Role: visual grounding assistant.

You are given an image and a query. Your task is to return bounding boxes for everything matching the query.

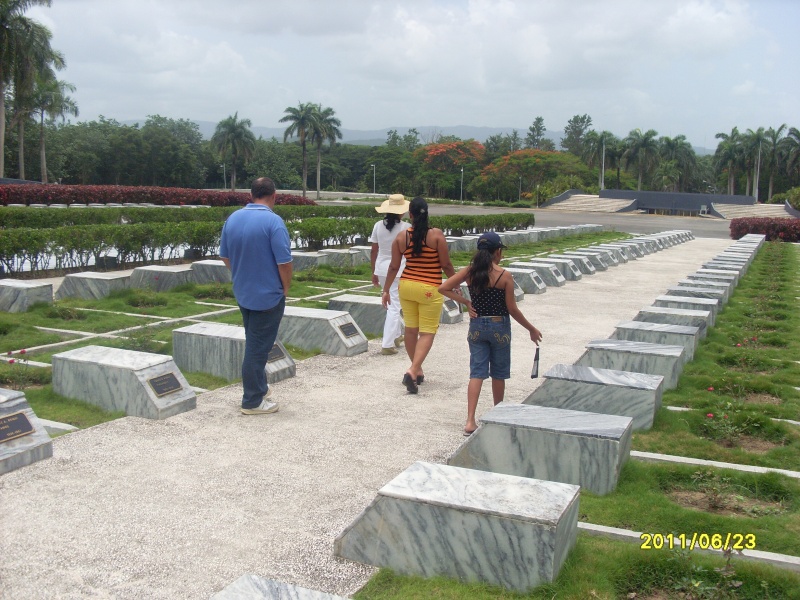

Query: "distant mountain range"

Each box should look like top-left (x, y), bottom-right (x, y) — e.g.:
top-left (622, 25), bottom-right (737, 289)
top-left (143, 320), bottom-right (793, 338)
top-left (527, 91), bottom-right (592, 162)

top-left (121, 120), bottom-right (713, 155)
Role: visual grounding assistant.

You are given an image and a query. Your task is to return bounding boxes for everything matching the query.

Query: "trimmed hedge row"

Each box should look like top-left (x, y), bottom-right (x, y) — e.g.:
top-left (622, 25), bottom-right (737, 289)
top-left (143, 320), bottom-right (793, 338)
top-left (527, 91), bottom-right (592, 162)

top-left (730, 217), bottom-right (800, 242)
top-left (0, 184), bottom-right (315, 208)
top-left (0, 204), bottom-right (384, 229)
top-left (0, 212), bottom-right (536, 274)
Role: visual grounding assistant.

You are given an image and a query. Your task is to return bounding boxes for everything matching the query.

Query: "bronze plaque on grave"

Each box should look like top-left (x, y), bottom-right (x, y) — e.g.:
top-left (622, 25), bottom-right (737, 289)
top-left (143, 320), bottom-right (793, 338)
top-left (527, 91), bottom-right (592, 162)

top-left (339, 323), bottom-right (359, 338)
top-left (444, 299), bottom-right (458, 311)
top-left (148, 372), bottom-right (182, 397)
top-left (0, 411), bottom-right (34, 444)
top-left (267, 344), bottom-right (285, 363)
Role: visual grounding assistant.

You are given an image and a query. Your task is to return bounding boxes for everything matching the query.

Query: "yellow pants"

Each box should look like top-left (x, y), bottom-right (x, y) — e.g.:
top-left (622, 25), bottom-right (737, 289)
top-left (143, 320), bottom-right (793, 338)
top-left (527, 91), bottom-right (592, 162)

top-left (399, 279), bottom-right (444, 334)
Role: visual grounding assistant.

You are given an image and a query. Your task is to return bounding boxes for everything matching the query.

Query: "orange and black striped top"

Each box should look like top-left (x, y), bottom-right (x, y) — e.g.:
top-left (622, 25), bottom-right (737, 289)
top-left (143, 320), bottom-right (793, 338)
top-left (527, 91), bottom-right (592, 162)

top-left (400, 228), bottom-right (443, 286)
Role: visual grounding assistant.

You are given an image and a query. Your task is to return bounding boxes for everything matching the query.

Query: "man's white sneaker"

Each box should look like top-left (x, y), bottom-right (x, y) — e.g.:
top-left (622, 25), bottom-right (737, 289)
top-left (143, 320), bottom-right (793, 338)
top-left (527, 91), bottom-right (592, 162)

top-left (241, 399), bottom-right (278, 415)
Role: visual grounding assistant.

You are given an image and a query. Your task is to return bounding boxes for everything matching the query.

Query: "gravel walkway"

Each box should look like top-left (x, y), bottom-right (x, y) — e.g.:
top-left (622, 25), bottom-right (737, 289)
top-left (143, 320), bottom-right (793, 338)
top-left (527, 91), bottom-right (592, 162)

top-left (0, 237), bottom-right (732, 599)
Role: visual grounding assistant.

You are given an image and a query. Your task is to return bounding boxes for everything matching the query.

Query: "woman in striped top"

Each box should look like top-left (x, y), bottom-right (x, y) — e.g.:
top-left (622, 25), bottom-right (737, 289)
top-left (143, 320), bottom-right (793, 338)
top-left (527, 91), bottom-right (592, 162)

top-left (382, 197), bottom-right (456, 394)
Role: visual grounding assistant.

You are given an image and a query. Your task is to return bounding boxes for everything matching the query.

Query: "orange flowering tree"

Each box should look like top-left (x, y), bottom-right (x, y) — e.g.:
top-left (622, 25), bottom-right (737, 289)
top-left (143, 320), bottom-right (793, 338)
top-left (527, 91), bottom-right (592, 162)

top-left (414, 140), bottom-right (485, 199)
top-left (469, 149), bottom-right (591, 202)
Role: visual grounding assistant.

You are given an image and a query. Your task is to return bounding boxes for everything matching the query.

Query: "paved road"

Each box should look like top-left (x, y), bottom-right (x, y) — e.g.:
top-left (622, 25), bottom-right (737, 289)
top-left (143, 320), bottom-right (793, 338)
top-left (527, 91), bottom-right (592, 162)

top-left (317, 199), bottom-right (733, 240)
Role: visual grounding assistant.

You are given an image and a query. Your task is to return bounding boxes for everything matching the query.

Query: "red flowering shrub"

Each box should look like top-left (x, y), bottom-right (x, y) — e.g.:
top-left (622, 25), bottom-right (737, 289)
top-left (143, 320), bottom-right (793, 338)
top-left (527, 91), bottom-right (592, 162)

top-left (729, 217), bottom-right (800, 242)
top-left (0, 185), bottom-right (315, 207)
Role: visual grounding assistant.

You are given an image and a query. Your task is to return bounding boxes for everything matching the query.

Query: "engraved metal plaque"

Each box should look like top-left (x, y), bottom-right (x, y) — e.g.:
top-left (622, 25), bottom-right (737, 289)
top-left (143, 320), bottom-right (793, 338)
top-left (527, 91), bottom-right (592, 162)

top-left (444, 299), bottom-right (458, 311)
top-left (339, 323), bottom-right (359, 338)
top-left (148, 372), bottom-right (182, 397)
top-left (533, 276), bottom-right (543, 285)
top-left (267, 344), bottom-right (286, 363)
top-left (0, 411), bottom-right (34, 444)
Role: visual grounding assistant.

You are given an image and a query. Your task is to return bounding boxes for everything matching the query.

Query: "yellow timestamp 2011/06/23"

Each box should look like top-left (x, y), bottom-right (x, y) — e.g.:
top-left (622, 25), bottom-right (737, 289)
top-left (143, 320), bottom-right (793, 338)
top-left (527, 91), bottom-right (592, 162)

top-left (640, 532), bottom-right (756, 551)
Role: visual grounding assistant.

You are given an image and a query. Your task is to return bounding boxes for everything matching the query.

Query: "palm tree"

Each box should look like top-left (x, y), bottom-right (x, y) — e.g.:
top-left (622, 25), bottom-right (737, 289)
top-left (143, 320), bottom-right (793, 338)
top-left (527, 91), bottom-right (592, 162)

top-left (604, 138), bottom-right (626, 190)
top-left (783, 127), bottom-right (800, 182)
top-left (659, 135), bottom-right (697, 192)
top-left (742, 127), bottom-right (766, 200)
top-left (211, 112), bottom-right (256, 192)
top-left (583, 130), bottom-right (616, 190)
top-left (309, 104), bottom-right (342, 200)
top-left (31, 75), bottom-right (77, 182)
top-left (280, 102), bottom-right (317, 198)
top-left (652, 160), bottom-right (680, 191)
top-left (714, 127), bottom-right (741, 195)
top-left (0, 0), bottom-right (57, 178)
top-left (623, 129), bottom-right (660, 190)
top-left (763, 125), bottom-right (786, 201)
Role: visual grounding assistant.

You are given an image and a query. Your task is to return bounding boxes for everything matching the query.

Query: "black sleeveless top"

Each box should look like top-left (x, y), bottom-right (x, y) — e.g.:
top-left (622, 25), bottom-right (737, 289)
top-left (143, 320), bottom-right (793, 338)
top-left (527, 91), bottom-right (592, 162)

top-left (469, 270), bottom-right (509, 317)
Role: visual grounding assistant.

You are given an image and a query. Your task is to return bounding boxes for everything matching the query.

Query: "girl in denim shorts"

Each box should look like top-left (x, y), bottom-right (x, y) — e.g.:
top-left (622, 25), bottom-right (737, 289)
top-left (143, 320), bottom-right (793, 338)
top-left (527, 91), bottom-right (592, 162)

top-left (438, 232), bottom-right (542, 436)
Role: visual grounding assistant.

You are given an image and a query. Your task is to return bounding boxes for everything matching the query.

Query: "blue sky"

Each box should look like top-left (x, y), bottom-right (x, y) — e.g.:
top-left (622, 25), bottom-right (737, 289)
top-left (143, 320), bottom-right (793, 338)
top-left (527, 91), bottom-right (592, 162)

top-left (29, 0), bottom-right (800, 148)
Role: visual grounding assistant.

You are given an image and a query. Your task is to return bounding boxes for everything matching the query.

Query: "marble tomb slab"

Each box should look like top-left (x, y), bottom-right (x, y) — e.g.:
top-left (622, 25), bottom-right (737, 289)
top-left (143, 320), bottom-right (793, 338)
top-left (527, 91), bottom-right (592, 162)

top-left (523, 363), bottom-right (664, 430)
top-left (350, 245), bottom-right (373, 261)
top-left (532, 258), bottom-right (582, 281)
top-left (173, 322), bottom-right (295, 383)
top-left (612, 320), bottom-right (699, 362)
top-left (702, 261), bottom-right (745, 274)
top-left (445, 237), bottom-right (475, 253)
top-left (508, 262), bottom-right (565, 287)
top-left (440, 297), bottom-right (464, 324)
top-left (130, 265), bottom-right (194, 292)
top-left (54, 271), bottom-right (131, 301)
top-left (590, 244), bottom-right (630, 262)
top-left (575, 247), bottom-right (616, 265)
top-left (513, 279), bottom-right (525, 302)
top-left (633, 306), bottom-right (711, 339)
top-left (334, 461), bottom-right (580, 592)
top-left (665, 286), bottom-right (726, 304)
top-left (319, 249), bottom-right (368, 268)
top-left (611, 241), bottom-right (645, 257)
top-left (653, 295), bottom-right (719, 326)
top-left (0, 280), bottom-right (53, 312)
top-left (290, 251), bottom-right (329, 272)
top-left (327, 293), bottom-right (395, 336)
top-left (211, 575), bottom-right (348, 600)
top-left (191, 260), bottom-right (232, 284)
top-left (505, 268), bottom-right (547, 294)
top-left (548, 254), bottom-right (596, 275)
top-left (694, 269), bottom-right (738, 285)
top-left (52, 346), bottom-right (196, 419)
top-left (278, 307), bottom-right (368, 356)
top-left (563, 250), bottom-right (609, 270)
top-left (449, 403), bottom-right (632, 495)
top-left (676, 279), bottom-right (731, 303)
top-left (686, 272), bottom-right (738, 289)
top-left (575, 339), bottom-right (684, 390)
top-left (0, 388), bottom-right (52, 475)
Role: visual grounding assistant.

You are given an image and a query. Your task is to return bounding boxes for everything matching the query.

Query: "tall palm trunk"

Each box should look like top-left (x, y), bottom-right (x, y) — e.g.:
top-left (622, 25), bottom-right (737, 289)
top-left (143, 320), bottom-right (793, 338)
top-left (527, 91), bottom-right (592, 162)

top-left (301, 138), bottom-right (308, 198)
top-left (231, 151), bottom-right (237, 192)
top-left (0, 85), bottom-right (5, 178)
top-left (768, 174), bottom-right (774, 202)
top-left (315, 141), bottom-right (322, 200)
top-left (17, 120), bottom-right (26, 180)
top-left (39, 113), bottom-right (47, 183)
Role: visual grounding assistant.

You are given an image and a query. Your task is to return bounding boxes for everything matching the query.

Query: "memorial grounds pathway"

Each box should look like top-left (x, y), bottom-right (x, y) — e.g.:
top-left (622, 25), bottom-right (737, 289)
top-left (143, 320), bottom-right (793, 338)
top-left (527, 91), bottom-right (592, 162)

top-left (0, 236), bottom-right (734, 599)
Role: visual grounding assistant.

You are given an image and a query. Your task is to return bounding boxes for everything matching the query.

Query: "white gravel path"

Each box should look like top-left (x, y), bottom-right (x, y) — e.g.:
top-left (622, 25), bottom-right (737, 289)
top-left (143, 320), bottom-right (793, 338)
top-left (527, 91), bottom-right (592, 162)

top-left (0, 237), bottom-right (732, 599)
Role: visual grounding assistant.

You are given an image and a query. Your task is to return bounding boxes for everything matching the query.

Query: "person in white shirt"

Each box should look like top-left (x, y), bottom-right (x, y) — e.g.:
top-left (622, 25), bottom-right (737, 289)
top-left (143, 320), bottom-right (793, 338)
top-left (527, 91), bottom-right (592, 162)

top-left (369, 194), bottom-right (411, 355)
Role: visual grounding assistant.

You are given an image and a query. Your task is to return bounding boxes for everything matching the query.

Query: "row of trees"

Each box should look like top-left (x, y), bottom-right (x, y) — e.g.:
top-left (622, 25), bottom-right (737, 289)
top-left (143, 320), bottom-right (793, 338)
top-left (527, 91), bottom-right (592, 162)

top-left (1, 0), bottom-right (78, 182)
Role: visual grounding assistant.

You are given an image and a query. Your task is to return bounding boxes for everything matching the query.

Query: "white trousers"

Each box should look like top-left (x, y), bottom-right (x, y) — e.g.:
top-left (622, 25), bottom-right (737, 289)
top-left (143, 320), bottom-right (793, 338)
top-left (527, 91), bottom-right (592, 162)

top-left (379, 275), bottom-right (403, 348)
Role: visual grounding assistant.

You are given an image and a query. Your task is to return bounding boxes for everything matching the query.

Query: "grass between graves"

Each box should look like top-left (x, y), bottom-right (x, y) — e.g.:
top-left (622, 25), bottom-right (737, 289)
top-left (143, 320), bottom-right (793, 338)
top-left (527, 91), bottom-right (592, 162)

top-left (353, 535), bottom-right (800, 599)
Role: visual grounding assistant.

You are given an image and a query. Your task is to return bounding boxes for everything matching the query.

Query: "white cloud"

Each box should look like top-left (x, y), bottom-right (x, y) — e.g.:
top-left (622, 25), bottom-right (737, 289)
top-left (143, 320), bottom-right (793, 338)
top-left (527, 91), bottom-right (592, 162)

top-left (23, 0), bottom-right (800, 146)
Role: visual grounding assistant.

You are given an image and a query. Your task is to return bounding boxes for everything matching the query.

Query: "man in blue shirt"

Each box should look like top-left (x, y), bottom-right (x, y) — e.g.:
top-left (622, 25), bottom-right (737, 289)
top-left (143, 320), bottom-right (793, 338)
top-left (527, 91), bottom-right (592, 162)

top-left (220, 177), bottom-right (293, 414)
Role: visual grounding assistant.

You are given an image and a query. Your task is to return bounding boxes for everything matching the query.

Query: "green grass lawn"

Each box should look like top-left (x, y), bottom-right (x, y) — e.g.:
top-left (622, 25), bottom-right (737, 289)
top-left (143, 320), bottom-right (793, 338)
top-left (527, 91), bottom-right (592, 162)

top-left (354, 535), bottom-right (800, 599)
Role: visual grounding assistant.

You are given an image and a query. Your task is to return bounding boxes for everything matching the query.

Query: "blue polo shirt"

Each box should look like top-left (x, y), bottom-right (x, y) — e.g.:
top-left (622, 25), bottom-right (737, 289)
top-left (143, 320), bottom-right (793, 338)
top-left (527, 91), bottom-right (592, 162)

top-left (219, 204), bottom-right (292, 311)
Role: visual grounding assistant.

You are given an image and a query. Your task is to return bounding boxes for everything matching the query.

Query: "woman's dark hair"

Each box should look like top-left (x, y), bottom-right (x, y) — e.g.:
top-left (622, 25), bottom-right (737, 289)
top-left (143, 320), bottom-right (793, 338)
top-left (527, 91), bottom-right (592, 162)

top-left (383, 213), bottom-right (401, 231)
top-left (409, 197), bottom-right (429, 256)
top-left (467, 248), bottom-right (495, 296)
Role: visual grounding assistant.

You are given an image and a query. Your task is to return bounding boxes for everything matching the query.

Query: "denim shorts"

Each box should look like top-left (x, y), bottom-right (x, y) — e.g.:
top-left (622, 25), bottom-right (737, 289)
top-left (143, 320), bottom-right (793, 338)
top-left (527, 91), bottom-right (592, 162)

top-left (467, 315), bottom-right (511, 380)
